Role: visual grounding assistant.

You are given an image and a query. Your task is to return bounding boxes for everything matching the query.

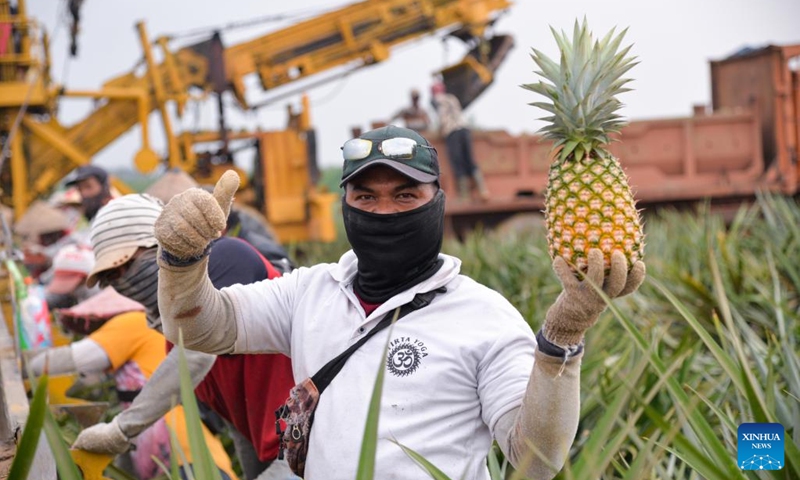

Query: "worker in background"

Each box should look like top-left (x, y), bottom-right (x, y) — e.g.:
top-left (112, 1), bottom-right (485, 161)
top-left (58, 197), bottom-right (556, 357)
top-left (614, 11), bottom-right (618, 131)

top-left (44, 243), bottom-right (98, 310)
top-left (28, 249), bottom-right (238, 480)
top-left (49, 186), bottom-right (87, 234)
top-left (431, 81), bottom-right (490, 202)
top-left (151, 125), bottom-right (646, 480)
top-left (388, 88), bottom-right (431, 133)
top-left (64, 165), bottom-right (114, 221)
top-left (14, 200), bottom-right (76, 280)
top-left (71, 194), bottom-right (297, 480)
top-left (225, 207), bottom-right (295, 274)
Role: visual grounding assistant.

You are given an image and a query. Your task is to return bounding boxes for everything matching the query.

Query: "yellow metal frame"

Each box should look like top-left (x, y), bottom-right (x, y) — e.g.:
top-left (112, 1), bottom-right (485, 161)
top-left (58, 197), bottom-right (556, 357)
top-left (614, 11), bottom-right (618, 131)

top-left (181, 95), bottom-right (336, 243)
top-left (225, 0), bottom-right (511, 100)
top-left (2, 0), bottom-right (512, 241)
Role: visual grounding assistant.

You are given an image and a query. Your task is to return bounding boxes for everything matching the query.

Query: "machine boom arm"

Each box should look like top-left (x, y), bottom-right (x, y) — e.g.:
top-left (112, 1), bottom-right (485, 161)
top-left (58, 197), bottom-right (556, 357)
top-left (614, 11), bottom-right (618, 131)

top-left (2, 0), bottom-right (512, 232)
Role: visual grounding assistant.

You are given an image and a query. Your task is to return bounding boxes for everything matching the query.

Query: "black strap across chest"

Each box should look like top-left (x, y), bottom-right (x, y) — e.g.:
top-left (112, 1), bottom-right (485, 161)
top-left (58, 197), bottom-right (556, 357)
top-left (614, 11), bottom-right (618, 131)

top-left (311, 287), bottom-right (444, 394)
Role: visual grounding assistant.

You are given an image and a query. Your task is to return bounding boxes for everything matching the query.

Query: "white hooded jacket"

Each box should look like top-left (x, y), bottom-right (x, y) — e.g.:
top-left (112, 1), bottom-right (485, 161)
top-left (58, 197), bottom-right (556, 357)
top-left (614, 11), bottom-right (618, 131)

top-left (221, 250), bottom-right (537, 480)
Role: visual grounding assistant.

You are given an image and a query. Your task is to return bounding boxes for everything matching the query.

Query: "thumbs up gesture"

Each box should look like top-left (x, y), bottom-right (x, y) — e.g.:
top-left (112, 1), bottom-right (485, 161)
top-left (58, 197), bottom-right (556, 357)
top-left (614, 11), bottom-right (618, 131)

top-left (154, 170), bottom-right (240, 260)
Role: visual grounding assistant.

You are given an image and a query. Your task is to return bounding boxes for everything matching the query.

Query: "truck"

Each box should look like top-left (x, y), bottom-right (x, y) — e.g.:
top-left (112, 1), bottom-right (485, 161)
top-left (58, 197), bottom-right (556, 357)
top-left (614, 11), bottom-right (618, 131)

top-left (428, 42), bottom-right (800, 236)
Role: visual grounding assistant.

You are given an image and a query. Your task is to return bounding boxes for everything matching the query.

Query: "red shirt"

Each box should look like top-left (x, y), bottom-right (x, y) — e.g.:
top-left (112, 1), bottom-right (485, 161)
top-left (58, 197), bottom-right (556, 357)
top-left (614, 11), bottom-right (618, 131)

top-left (193, 350), bottom-right (293, 461)
top-left (168, 237), bottom-right (295, 461)
top-left (358, 296), bottom-right (382, 317)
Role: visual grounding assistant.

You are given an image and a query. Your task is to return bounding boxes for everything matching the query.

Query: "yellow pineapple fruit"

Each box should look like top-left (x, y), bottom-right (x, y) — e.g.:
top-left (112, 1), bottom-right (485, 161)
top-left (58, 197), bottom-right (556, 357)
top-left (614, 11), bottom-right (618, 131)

top-left (522, 18), bottom-right (644, 273)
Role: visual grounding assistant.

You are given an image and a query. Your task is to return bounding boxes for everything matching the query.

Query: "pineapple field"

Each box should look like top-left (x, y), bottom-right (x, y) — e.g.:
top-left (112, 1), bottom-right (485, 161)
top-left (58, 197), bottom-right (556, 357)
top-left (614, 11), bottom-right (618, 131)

top-left (14, 195), bottom-right (798, 479)
top-left (293, 193), bottom-right (800, 480)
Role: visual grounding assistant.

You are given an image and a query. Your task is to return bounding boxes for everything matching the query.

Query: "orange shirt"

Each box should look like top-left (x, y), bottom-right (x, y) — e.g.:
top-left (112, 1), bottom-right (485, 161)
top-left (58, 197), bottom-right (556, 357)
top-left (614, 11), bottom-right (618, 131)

top-left (91, 312), bottom-right (237, 480)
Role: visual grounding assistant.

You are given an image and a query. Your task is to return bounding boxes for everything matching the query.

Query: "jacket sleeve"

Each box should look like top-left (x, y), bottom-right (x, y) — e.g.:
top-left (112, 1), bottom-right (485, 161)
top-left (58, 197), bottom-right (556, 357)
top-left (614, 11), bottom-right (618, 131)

top-left (158, 255), bottom-right (239, 354)
top-left (158, 251), bottom-right (297, 356)
top-left (116, 348), bottom-right (216, 438)
top-left (29, 339), bottom-right (111, 377)
top-left (493, 349), bottom-right (581, 480)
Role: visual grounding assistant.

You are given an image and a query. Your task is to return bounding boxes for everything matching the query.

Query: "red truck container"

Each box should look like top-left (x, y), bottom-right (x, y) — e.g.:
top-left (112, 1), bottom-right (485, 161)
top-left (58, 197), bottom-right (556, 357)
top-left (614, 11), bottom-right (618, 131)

top-left (428, 43), bottom-right (800, 236)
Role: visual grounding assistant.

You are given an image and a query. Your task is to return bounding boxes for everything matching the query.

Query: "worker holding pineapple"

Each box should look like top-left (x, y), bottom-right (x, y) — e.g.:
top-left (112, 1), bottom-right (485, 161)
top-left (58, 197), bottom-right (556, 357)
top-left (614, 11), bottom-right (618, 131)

top-left (151, 19), bottom-right (645, 480)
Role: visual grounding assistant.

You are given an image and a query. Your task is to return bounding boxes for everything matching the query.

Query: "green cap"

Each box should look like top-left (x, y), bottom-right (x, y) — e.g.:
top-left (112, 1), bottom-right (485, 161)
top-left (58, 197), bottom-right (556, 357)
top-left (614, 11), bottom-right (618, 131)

top-left (339, 125), bottom-right (439, 187)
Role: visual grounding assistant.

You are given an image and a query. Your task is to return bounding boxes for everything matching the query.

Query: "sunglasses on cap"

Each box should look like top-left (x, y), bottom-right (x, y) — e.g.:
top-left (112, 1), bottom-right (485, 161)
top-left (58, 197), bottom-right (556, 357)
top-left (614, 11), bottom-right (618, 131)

top-left (341, 137), bottom-right (435, 161)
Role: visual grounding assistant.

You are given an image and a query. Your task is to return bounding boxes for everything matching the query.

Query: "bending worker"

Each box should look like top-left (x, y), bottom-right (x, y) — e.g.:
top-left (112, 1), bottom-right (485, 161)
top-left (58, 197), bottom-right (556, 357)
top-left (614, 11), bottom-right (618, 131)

top-left (29, 266), bottom-right (237, 478)
top-left (153, 125), bottom-right (646, 480)
top-left (67, 194), bottom-right (297, 480)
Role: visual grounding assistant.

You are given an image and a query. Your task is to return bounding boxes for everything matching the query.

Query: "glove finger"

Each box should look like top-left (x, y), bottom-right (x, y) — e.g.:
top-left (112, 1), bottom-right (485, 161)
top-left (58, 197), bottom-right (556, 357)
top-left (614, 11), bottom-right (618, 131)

top-left (156, 204), bottom-right (211, 257)
top-left (553, 255), bottom-right (580, 290)
top-left (585, 249), bottom-right (605, 289)
top-left (618, 260), bottom-right (646, 297)
top-left (156, 225), bottom-right (200, 258)
top-left (604, 250), bottom-right (628, 298)
top-left (181, 190), bottom-right (225, 236)
top-left (212, 170), bottom-right (240, 219)
top-left (170, 216), bottom-right (212, 251)
top-left (178, 194), bottom-right (219, 241)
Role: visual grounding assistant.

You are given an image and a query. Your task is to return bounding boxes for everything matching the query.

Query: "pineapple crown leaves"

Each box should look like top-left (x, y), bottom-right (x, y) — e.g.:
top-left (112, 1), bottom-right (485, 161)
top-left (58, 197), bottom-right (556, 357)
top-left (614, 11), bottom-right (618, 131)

top-left (521, 18), bottom-right (639, 162)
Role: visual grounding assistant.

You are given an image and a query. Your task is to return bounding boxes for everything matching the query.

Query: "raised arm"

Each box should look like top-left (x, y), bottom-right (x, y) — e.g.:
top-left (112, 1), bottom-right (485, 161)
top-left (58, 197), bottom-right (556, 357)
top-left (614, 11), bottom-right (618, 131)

top-left (495, 249), bottom-right (646, 479)
top-left (153, 171), bottom-right (241, 354)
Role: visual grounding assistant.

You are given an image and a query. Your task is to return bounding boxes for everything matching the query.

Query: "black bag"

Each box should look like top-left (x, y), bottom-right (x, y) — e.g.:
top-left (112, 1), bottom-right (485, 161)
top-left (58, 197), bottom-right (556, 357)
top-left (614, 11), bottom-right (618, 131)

top-left (275, 288), bottom-right (442, 477)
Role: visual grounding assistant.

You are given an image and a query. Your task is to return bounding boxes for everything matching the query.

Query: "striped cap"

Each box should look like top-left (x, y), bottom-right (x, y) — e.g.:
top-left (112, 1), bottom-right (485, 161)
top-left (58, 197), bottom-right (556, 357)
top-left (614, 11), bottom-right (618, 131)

top-left (86, 194), bottom-right (163, 287)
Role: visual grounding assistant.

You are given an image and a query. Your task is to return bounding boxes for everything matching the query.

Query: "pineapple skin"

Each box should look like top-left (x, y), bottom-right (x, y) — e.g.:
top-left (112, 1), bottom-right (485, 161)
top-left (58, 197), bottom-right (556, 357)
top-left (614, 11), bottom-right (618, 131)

top-left (545, 153), bottom-right (643, 272)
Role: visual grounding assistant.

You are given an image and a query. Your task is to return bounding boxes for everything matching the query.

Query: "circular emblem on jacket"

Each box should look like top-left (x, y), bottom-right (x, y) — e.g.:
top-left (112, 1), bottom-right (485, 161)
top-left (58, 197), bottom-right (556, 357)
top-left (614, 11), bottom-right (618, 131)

top-left (386, 342), bottom-right (423, 377)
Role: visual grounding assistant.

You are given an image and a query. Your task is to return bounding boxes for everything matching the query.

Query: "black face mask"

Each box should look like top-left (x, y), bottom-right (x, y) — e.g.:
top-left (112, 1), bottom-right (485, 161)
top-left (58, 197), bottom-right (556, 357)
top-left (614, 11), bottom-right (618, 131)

top-left (103, 248), bottom-right (161, 331)
top-left (83, 187), bottom-right (110, 221)
top-left (342, 189), bottom-right (445, 303)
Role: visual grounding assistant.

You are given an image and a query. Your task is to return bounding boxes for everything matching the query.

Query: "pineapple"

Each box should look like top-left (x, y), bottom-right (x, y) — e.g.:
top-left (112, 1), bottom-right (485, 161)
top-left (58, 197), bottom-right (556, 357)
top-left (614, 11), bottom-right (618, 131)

top-left (522, 18), bottom-right (644, 273)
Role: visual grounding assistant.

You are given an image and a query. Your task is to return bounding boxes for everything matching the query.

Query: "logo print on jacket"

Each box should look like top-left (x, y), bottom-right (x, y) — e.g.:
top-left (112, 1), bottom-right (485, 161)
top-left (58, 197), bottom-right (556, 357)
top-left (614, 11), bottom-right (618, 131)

top-left (387, 337), bottom-right (427, 377)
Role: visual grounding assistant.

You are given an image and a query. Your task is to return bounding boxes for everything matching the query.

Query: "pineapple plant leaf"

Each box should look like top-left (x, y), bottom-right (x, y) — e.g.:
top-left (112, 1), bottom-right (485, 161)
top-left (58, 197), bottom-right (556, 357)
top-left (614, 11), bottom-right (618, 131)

top-left (523, 17), bottom-right (644, 272)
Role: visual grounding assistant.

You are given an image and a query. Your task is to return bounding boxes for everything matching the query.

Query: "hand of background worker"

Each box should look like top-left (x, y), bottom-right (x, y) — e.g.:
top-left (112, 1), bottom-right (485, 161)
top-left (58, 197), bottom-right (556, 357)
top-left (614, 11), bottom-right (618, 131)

top-left (72, 416), bottom-right (131, 455)
top-left (154, 170), bottom-right (240, 260)
top-left (542, 249), bottom-right (646, 348)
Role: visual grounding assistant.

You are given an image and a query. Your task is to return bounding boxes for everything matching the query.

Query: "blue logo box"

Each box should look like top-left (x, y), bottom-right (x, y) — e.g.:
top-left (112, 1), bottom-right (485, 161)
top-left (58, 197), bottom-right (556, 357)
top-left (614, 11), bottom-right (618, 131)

top-left (738, 423), bottom-right (784, 470)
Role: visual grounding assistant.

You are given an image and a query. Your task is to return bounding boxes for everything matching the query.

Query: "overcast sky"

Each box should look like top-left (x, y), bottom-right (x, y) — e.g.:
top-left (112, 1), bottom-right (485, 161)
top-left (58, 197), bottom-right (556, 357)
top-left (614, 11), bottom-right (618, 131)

top-left (26, 0), bottom-right (800, 174)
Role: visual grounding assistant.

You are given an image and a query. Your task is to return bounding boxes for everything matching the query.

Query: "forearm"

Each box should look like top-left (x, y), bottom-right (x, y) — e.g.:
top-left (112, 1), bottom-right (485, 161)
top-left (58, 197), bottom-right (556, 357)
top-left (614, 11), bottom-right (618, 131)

top-left (29, 339), bottom-right (110, 377)
top-left (158, 253), bottom-right (238, 354)
top-left (496, 348), bottom-right (581, 480)
top-left (116, 348), bottom-right (216, 438)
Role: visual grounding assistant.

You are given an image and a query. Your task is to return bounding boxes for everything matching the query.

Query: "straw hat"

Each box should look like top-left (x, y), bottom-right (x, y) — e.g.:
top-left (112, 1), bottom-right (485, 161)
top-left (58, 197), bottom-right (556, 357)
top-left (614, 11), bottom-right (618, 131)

top-left (86, 194), bottom-right (162, 287)
top-left (14, 201), bottom-right (71, 237)
top-left (144, 168), bottom-right (199, 204)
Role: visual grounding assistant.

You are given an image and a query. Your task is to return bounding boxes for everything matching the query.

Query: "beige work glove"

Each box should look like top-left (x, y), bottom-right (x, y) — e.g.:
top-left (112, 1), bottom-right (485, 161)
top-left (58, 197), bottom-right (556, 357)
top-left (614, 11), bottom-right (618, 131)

top-left (154, 170), bottom-right (240, 260)
top-left (72, 416), bottom-right (131, 455)
top-left (542, 249), bottom-right (646, 348)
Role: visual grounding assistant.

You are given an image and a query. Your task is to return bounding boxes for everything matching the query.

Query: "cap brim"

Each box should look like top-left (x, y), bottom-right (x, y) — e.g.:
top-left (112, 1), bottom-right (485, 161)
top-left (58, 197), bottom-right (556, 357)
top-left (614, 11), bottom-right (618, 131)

top-left (65, 174), bottom-right (91, 187)
top-left (46, 273), bottom-right (85, 295)
top-left (340, 159), bottom-right (438, 187)
top-left (85, 245), bottom-right (138, 287)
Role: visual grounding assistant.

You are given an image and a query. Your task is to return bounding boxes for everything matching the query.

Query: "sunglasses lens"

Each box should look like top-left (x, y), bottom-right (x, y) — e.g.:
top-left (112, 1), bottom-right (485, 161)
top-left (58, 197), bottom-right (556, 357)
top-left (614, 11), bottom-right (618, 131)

top-left (380, 137), bottom-right (417, 159)
top-left (342, 139), bottom-right (373, 161)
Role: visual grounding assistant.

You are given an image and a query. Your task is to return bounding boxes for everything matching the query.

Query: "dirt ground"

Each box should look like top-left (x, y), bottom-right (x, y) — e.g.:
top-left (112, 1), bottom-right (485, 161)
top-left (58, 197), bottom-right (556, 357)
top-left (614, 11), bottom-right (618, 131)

top-left (0, 441), bottom-right (16, 479)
